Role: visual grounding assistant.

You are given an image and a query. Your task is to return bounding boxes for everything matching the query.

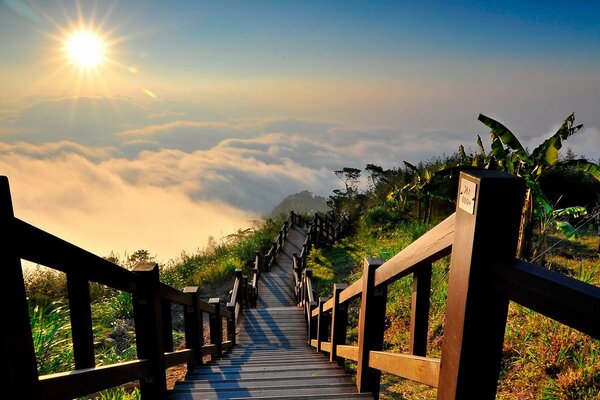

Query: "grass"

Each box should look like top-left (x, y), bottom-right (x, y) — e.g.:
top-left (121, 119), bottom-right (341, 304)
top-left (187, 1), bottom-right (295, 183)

top-left (23, 216), bottom-right (284, 399)
top-left (307, 214), bottom-right (600, 399)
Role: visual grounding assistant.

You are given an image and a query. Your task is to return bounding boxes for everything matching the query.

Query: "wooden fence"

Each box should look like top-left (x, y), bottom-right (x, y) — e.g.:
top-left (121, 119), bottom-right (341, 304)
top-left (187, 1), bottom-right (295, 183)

top-left (300, 170), bottom-right (600, 399)
top-left (0, 175), bottom-right (260, 400)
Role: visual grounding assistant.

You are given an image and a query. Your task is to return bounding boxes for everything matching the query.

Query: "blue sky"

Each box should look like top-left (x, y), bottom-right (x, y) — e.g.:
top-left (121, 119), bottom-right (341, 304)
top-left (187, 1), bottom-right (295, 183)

top-left (1, 0), bottom-right (599, 260)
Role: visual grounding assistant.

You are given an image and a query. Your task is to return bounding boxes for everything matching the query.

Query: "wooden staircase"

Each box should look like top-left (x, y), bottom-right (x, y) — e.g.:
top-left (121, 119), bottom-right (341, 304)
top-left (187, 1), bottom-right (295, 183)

top-left (171, 224), bottom-right (370, 399)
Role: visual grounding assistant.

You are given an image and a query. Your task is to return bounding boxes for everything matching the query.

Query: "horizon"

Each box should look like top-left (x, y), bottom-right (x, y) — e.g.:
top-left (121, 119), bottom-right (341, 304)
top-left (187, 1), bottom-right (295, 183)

top-left (1, 0), bottom-right (599, 261)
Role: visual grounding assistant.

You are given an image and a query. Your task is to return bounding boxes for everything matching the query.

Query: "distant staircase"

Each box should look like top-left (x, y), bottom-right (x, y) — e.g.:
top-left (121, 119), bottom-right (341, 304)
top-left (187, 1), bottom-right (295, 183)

top-left (170, 217), bottom-right (367, 399)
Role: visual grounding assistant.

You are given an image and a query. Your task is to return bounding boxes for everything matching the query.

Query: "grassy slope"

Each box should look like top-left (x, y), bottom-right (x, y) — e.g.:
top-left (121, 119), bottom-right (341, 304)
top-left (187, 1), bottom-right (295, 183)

top-left (308, 219), bottom-right (600, 400)
top-left (25, 217), bottom-right (282, 399)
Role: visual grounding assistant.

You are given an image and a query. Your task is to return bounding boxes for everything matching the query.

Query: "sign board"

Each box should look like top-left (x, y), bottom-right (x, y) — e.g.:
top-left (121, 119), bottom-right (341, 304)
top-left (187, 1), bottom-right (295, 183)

top-left (459, 179), bottom-right (477, 214)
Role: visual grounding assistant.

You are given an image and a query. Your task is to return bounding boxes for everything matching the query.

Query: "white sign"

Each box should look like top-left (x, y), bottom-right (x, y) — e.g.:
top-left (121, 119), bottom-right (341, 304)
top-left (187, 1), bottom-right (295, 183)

top-left (459, 179), bottom-right (477, 214)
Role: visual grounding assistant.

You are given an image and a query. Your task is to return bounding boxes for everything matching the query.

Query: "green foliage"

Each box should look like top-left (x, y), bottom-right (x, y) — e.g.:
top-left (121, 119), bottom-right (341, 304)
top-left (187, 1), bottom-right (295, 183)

top-left (476, 113), bottom-right (600, 260)
top-left (30, 302), bottom-right (74, 374)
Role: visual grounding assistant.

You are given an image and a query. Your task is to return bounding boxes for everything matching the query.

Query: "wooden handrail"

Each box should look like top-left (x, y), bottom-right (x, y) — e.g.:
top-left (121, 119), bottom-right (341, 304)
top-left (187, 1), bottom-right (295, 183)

top-left (0, 175), bottom-right (242, 400)
top-left (305, 171), bottom-right (600, 400)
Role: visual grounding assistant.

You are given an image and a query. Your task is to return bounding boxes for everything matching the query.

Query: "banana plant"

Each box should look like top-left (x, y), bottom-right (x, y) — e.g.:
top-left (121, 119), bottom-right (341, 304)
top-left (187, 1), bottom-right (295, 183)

top-left (396, 161), bottom-right (458, 223)
top-left (478, 113), bottom-right (600, 260)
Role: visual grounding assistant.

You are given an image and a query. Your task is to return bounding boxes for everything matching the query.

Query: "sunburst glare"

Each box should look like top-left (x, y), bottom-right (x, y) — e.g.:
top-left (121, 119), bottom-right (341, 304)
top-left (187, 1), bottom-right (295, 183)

top-left (65, 30), bottom-right (105, 69)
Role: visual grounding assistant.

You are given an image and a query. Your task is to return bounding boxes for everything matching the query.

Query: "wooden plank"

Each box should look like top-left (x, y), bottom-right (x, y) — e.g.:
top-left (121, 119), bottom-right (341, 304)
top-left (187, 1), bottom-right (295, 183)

top-left (165, 349), bottom-right (194, 368)
top-left (67, 272), bottom-right (95, 369)
top-left (491, 259), bottom-right (600, 338)
top-left (409, 263), bottom-right (432, 356)
top-left (339, 278), bottom-right (362, 304)
top-left (356, 258), bottom-right (386, 398)
top-left (310, 339), bottom-right (318, 348)
top-left (321, 341), bottom-right (332, 353)
top-left (39, 359), bottom-right (150, 400)
top-left (330, 283), bottom-right (348, 365)
top-left (0, 177), bottom-right (40, 399)
top-left (374, 213), bottom-right (454, 287)
top-left (197, 299), bottom-right (216, 314)
top-left (323, 297), bottom-right (334, 312)
top-left (312, 306), bottom-right (320, 318)
top-left (438, 171), bottom-right (524, 400)
top-left (337, 345), bottom-right (358, 362)
top-left (14, 218), bottom-right (139, 293)
top-left (369, 351), bottom-right (440, 388)
top-left (202, 344), bottom-right (217, 356)
top-left (159, 283), bottom-right (193, 306)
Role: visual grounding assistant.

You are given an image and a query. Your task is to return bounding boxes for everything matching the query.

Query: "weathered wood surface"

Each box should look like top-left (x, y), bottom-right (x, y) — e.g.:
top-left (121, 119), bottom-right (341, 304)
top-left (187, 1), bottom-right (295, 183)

top-left (258, 226), bottom-right (307, 307)
top-left (171, 225), bottom-right (370, 398)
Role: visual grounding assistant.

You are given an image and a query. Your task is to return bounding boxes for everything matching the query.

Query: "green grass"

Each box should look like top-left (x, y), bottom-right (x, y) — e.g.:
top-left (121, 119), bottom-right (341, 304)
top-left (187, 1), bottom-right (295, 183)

top-left (307, 214), bottom-right (600, 400)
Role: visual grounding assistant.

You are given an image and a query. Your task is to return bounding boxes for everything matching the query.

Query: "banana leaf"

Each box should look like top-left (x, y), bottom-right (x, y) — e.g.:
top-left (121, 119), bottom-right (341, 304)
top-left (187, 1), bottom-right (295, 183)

top-left (479, 114), bottom-right (531, 164)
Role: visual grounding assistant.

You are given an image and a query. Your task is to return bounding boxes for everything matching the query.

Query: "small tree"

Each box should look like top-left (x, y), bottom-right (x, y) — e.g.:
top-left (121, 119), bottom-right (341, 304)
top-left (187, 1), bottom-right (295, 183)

top-left (478, 113), bottom-right (600, 259)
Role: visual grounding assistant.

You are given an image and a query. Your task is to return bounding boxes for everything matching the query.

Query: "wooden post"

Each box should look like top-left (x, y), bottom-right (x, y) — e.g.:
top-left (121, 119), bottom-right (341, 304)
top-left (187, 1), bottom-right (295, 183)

top-left (183, 286), bottom-right (203, 368)
top-left (409, 263), bottom-right (432, 356)
top-left (302, 244), bottom-right (307, 269)
top-left (0, 176), bottom-right (40, 399)
top-left (161, 299), bottom-right (174, 352)
top-left (316, 297), bottom-right (329, 352)
top-left (132, 262), bottom-right (167, 399)
top-left (356, 258), bottom-right (387, 399)
top-left (67, 272), bottom-right (95, 369)
top-left (243, 275), bottom-right (249, 309)
top-left (437, 171), bottom-right (524, 399)
top-left (209, 298), bottom-right (223, 358)
top-left (330, 283), bottom-right (348, 365)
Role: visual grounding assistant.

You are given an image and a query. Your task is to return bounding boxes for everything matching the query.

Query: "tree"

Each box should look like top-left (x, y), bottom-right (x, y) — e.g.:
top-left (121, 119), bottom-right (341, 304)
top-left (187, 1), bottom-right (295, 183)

top-left (478, 113), bottom-right (600, 259)
top-left (328, 167), bottom-right (363, 215)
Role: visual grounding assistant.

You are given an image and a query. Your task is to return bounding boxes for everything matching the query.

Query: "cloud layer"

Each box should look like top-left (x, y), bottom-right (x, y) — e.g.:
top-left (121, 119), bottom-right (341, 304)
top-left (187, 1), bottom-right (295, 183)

top-left (1, 95), bottom-right (599, 261)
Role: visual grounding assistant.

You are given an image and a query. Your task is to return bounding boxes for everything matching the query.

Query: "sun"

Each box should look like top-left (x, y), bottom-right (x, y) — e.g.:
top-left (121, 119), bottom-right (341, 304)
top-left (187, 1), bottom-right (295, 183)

top-left (64, 31), bottom-right (105, 68)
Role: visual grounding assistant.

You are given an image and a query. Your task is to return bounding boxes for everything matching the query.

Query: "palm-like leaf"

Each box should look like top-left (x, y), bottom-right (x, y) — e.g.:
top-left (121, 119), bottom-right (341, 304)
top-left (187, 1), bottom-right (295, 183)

top-left (478, 114), bottom-right (531, 163)
top-left (557, 159), bottom-right (600, 181)
top-left (530, 113), bottom-right (583, 171)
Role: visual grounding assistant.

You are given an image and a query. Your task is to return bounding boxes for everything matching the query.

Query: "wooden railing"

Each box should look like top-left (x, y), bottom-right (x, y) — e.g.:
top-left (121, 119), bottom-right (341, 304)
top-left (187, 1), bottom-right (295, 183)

top-left (304, 170), bottom-right (600, 399)
top-left (0, 176), bottom-right (246, 400)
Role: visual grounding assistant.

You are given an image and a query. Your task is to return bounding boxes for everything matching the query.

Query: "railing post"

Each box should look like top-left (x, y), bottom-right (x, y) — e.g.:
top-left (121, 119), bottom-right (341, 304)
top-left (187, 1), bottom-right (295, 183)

top-left (330, 283), bottom-right (348, 365)
top-left (209, 298), bottom-right (223, 358)
top-left (409, 262), bottom-right (432, 356)
top-left (132, 262), bottom-right (167, 399)
top-left (67, 272), bottom-right (95, 369)
top-left (302, 244), bottom-right (307, 269)
top-left (0, 176), bottom-right (40, 399)
top-left (316, 297), bottom-right (329, 352)
top-left (243, 275), bottom-right (249, 309)
top-left (183, 286), bottom-right (204, 368)
top-left (356, 258), bottom-right (386, 399)
top-left (437, 171), bottom-right (524, 399)
top-left (161, 299), bottom-right (174, 353)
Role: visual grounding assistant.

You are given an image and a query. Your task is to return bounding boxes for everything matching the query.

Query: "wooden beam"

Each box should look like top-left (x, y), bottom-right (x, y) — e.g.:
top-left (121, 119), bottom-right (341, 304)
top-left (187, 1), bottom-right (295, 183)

top-left (374, 213), bottom-right (454, 287)
top-left (209, 298), bottom-right (223, 358)
top-left (356, 258), bottom-right (387, 399)
top-left (164, 349), bottom-right (194, 368)
top-left (337, 345), bottom-right (359, 362)
top-left (183, 286), bottom-right (204, 368)
top-left (338, 278), bottom-right (362, 304)
top-left (409, 263), bottom-right (432, 356)
top-left (369, 351), bottom-right (440, 388)
top-left (39, 360), bottom-right (150, 400)
top-left (132, 263), bottom-right (167, 399)
top-left (438, 171), bottom-right (524, 400)
top-left (330, 283), bottom-right (348, 365)
top-left (67, 272), bottom-right (95, 369)
top-left (492, 259), bottom-right (600, 338)
top-left (0, 176), bottom-right (40, 399)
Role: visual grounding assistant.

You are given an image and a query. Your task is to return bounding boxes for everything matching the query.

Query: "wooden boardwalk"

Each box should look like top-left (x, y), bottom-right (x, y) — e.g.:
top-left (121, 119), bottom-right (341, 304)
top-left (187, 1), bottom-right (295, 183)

top-left (171, 226), bottom-right (371, 399)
